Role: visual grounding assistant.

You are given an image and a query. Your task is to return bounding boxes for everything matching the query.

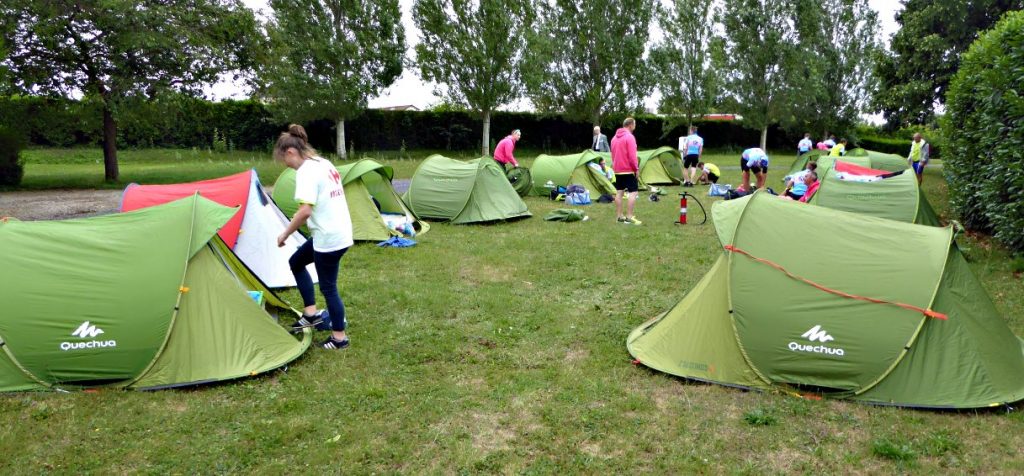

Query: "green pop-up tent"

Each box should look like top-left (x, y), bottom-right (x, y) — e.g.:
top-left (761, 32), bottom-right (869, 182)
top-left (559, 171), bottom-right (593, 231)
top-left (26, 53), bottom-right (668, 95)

top-left (636, 147), bottom-right (684, 185)
top-left (788, 149), bottom-right (907, 178)
top-left (273, 159), bottom-right (429, 241)
top-left (627, 192), bottom-right (1024, 409)
top-left (403, 155), bottom-right (531, 224)
top-left (804, 159), bottom-right (941, 225)
top-left (0, 195), bottom-right (311, 392)
top-left (530, 151), bottom-right (616, 196)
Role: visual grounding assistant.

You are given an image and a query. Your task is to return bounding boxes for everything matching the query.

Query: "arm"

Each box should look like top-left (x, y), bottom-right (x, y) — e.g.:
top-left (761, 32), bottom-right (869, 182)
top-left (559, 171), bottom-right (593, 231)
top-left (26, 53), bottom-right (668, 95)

top-left (278, 203), bottom-right (312, 247)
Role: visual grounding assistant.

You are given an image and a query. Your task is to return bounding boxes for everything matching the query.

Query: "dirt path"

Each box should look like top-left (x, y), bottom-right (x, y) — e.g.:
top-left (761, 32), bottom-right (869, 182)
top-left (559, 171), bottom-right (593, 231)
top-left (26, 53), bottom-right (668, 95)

top-left (0, 189), bottom-right (122, 221)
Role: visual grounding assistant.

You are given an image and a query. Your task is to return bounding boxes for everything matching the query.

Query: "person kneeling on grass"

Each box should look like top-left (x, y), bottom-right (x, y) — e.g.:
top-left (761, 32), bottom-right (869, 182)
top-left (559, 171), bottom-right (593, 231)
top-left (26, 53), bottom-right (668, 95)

top-left (275, 124), bottom-right (354, 351)
top-left (697, 162), bottom-right (720, 185)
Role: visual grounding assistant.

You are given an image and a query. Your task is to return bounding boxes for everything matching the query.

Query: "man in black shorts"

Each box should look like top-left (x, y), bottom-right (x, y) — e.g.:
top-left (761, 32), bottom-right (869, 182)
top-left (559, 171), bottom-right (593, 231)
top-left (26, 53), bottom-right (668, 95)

top-left (739, 147), bottom-right (769, 191)
top-left (611, 117), bottom-right (642, 225)
top-left (679, 126), bottom-right (703, 186)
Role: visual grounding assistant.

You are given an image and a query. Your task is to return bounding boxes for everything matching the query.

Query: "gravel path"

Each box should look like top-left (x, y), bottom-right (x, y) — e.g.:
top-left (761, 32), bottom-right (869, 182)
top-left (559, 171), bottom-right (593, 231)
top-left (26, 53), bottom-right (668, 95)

top-left (0, 189), bottom-right (122, 221)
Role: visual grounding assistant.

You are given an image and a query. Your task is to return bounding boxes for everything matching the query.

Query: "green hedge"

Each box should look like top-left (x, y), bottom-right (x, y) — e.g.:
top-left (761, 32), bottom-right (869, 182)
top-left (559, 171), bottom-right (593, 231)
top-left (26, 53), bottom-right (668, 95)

top-left (944, 10), bottom-right (1024, 252)
top-left (0, 126), bottom-right (25, 186)
top-left (0, 95), bottom-right (799, 154)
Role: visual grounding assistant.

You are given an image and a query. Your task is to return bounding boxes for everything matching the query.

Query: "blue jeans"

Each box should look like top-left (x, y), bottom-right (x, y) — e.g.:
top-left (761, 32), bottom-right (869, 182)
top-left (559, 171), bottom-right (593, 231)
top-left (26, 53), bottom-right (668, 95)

top-left (289, 240), bottom-right (348, 331)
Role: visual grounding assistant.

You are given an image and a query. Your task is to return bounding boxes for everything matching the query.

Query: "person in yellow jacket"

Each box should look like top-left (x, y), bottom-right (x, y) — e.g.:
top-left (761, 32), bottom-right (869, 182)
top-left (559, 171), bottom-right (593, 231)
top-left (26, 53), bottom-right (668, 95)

top-left (907, 133), bottom-right (930, 184)
top-left (829, 138), bottom-right (847, 157)
top-left (697, 162), bottom-right (720, 184)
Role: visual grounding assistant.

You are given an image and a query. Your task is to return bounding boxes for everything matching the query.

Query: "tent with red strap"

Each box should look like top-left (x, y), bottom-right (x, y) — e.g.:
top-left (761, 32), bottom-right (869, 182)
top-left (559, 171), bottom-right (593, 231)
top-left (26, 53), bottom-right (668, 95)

top-left (804, 159), bottom-right (941, 226)
top-left (627, 191), bottom-right (1024, 409)
top-left (120, 170), bottom-right (316, 288)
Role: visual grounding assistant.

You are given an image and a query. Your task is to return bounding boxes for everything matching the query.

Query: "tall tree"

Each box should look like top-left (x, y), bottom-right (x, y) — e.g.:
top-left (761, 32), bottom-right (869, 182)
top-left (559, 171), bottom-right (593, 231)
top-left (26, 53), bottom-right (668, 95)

top-left (873, 0), bottom-right (1023, 128)
top-left (650, 0), bottom-right (721, 129)
top-left (786, 0), bottom-right (881, 138)
top-left (718, 0), bottom-right (795, 149)
top-left (413, 0), bottom-right (532, 156)
top-left (260, 0), bottom-right (404, 159)
top-left (523, 0), bottom-right (656, 126)
top-left (0, 0), bottom-right (260, 181)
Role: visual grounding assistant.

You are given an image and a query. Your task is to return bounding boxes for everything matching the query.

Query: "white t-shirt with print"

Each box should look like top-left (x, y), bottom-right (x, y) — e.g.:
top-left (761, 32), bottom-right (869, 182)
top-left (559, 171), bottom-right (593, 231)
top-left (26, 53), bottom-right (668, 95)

top-left (293, 157), bottom-right (353, 252)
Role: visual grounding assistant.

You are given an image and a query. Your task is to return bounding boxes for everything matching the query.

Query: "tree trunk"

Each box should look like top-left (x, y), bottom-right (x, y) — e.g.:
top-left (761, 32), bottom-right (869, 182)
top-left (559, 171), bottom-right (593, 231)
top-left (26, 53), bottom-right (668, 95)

top-left (591, 110), bottom-right (600, 128)
top-left (102, 105), bottom-right (119, 182)
top-left (760, 126), bottom-right (768, 150)
top-left (336, 119), bottom-right (347, 160)
top-left (481, 111), bottom-right (491, 156)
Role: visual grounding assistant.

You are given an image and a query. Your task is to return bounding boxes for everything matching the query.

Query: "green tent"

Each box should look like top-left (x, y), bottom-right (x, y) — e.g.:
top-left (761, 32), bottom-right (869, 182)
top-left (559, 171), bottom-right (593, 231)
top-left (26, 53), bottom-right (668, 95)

top-left (788, 149), bottom-right (907, 178)
top-left (627, 192), bottom-right (1024, 409)
top-left (530, 151), bottom-right (616, 196)
top-left (403, 155), bottom-right (531, 224)
top-left (0, 195), bottom-right (311, 392)
top-left (806, 160), bottom-right (941, 225)
top-left (636, 147), bottom-right (684, 185)
top-left (273, 159), bottom-right (429, 241)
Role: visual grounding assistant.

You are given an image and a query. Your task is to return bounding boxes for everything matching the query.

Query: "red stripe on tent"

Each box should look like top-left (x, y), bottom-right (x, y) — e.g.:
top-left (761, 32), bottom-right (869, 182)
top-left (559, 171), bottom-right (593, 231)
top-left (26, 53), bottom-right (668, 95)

top-left (724, 245), bottom-right (947, 320)
top-left (834, 160), bottom-right (888, 176)
top-left (121, 171), bottom-right (252, 248)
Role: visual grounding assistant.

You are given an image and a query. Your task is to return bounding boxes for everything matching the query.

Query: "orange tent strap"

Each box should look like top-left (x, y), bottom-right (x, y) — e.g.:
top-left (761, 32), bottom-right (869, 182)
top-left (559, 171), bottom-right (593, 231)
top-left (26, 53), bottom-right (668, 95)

top-left (724, 245), bottom-right (947, 320)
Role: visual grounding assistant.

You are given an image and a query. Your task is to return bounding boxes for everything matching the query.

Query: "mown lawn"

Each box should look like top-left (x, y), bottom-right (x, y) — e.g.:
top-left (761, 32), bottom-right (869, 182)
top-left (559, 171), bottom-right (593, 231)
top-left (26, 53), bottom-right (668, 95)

top-left (1, 148), bottom-right (1022, 474)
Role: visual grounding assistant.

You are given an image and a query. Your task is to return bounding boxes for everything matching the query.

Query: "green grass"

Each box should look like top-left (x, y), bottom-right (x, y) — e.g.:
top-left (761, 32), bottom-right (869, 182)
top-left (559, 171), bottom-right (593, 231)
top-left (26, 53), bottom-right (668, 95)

top-left (1, 148), bottom-right (1023, 473)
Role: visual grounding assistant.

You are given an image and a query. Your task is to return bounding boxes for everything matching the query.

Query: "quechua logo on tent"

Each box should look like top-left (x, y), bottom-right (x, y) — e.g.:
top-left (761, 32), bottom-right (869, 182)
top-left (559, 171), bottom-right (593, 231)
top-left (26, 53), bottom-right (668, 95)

top-left (788, 325), bottom-right (845, 357)
top-left (60, 321), bottom-right (117, 351)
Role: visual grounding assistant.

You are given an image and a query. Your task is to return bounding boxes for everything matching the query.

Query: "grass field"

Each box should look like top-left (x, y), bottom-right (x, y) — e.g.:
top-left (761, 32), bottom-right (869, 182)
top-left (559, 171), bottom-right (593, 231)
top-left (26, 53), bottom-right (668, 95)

top-left (2, 148), bottom-right (1022, 473)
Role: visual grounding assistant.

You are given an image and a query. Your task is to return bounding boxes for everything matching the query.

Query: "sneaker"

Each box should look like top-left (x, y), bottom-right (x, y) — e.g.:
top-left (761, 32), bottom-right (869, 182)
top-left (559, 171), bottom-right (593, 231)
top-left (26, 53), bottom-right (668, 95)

top-left (290, 311), bottom-right (324, 333)
top-left (627, 216), bottom-right (643, 225)
top-left (321, 336), bottom-right (350, 350)
top-left (616, 216), bottom-right (628, 223)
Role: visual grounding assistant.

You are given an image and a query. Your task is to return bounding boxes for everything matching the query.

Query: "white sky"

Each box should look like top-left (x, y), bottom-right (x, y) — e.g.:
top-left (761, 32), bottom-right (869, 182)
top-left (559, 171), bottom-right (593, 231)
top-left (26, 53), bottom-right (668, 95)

top-left (216, 0), bottom-right (904, 113)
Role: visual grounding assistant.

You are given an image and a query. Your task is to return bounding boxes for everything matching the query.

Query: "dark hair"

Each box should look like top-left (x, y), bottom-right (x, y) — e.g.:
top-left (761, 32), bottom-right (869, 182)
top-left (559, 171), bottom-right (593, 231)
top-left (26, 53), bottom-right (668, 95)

top-left (808, 162), bottom-right (818, 170)
top-left (274, 124), bottom-right (315, 161)
top-left (840, 138), bottom-right (848, 144)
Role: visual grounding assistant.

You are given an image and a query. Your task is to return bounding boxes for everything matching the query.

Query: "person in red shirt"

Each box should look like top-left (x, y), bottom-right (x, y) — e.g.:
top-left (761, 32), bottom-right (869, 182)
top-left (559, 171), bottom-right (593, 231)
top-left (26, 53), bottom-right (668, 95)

top-left (611, 117), bottom-right (641, 225)
top-left (493, 129), bottom-right (521, 169)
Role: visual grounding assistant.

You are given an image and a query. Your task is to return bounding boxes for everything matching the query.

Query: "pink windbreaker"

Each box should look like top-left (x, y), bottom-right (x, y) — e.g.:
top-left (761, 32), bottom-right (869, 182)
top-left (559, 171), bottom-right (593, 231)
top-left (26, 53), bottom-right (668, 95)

top-left (494, 136), bottom-right (518, 167)
top-left (610, 128), bottom-right (638, 173)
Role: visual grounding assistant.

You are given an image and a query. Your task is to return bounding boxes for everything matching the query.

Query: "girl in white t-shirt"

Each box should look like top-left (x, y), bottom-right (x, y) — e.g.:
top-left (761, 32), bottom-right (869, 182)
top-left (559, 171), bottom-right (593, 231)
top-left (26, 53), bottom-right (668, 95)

top-left (275, 124), bottom-right (354, 350)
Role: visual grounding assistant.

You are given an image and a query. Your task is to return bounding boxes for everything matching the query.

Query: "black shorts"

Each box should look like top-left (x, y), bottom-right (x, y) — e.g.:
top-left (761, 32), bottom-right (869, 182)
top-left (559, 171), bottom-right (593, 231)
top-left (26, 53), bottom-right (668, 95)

top-left (684, 154), bottom-right (700, 168)
top-left (614, 173), bottom-right (639, 192)
top-left (740, 158), bottom-right (768, 174)
top-left (785, 190), bottom-right (804, 200)
top-left (707, 172), bottom-right (719, 183)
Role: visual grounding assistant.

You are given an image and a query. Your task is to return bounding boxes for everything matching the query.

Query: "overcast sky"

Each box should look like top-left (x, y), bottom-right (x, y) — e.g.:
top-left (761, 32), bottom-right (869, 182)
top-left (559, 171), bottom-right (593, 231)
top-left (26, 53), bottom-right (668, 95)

top-left (218, 0), bottom-right (904, 112)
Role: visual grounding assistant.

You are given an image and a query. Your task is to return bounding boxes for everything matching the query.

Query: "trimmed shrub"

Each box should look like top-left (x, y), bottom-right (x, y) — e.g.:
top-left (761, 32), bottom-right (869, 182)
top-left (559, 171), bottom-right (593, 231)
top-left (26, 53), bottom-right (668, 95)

top-left (944, 10), bottom-right (1024, 252)
top-left (0, 126), bottom-right (26, 187)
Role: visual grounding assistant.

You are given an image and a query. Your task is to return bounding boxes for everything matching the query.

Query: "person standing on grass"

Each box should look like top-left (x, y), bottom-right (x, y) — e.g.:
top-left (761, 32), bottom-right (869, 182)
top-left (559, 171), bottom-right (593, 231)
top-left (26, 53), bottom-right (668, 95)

top-left (907, 132), bottom-right (930, 185)
top-left (275, 124), bottom-right (354, 351)
top-left (824, 134), bottom-right (837, 149)
top-left (493, 129), bottom-right (521, 170)
top-left (739, 147), bottom-right (769, 192)
top-left (592, 126), bottom-right (610, 152)
top-left (679, 126), bottom-right (704, 187)
top-left (798, 133), bottom-right (813, 155)
top-left (612, 117), bottom-right (641, 225)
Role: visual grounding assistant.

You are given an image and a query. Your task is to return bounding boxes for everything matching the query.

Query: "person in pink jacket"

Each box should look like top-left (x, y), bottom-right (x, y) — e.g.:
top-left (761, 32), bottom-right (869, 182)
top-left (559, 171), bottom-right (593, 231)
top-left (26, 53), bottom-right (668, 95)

top-left (611, 117), bottom-right (641, 225)
top-left (493, 129), bottom-right (521, 169)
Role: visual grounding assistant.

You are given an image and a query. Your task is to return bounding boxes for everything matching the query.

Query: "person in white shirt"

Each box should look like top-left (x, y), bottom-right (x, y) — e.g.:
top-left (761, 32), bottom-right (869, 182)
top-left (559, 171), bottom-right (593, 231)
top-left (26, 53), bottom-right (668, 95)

top-left (797, 133), bottom-right (813, 155)
top-left (679, 126), bottom-right (704, 187)
top-left (275, 124), bottom-right (354, 350)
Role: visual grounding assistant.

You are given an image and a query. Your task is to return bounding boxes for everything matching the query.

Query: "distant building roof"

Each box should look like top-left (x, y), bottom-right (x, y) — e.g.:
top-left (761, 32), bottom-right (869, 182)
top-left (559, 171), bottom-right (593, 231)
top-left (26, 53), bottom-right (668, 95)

top-left (702, 113), bottom-right (741, 121)
top-left (376, 105), bottom-right (420, 111)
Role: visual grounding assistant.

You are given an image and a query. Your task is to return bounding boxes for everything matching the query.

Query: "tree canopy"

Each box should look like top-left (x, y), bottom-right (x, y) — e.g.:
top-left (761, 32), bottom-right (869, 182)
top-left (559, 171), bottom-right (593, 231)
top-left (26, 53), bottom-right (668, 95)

top-left (650, 0), bottom-right (721, 130)
top-left (413, 0), bottom-right (532, 156)
top-left (0, 0), bottom-right (261, 181)
top-left (259, 0), bottom-right (405, 158)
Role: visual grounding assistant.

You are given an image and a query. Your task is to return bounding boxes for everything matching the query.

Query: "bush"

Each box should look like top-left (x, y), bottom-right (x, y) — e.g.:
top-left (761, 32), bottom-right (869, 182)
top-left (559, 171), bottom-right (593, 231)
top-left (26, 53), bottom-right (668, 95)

top-left (0, 126), bottom-right (26, 187)
top-left (944, 10), bottom-right (1024, 252)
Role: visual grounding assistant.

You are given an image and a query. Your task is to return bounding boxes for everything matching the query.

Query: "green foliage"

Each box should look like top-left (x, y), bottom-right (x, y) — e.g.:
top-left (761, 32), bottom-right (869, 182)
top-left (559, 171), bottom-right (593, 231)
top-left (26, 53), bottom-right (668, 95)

top-left (413, 0), bottom-right (533, 155)
top-left (0, 0), bottom-right (263, 180)
top-left (871, 437), bottom-right (918, 464)
top-left (650, 0), bottom-right (721, 128)
top-left (921, 430), bottom-right (962, 456)
top-left (718, 0), bottom-right (796, 148)
top-left (524, 0), bottom-right (656, 125)
top-left (873, 0), bottom-right (1023, 128)
top-left (742, 407), bottom-right (778, 426)
top-left (212, 129), bottom-right (228, 154)
top-left (259, 0), bottom-right (405, 158)
top-left (943, 10), bottom-right (1024, 251)
top-left (784, 0), bottom-right (881, 138)
top-left (0, 126), bottom-right (25, 186)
